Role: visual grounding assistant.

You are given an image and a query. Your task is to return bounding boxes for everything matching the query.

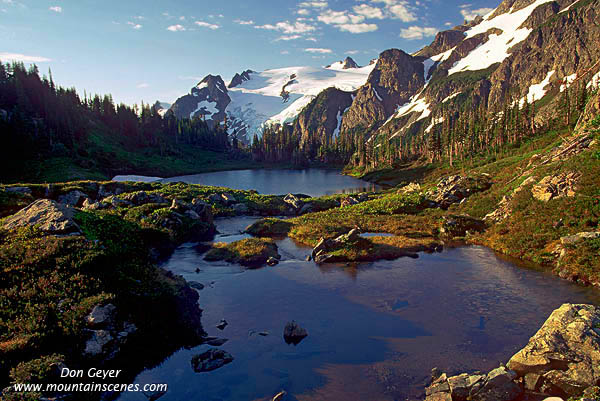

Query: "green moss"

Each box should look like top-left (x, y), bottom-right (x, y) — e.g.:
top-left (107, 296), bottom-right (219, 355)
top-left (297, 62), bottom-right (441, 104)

top-left (204, 238), bottom-right (280, 268)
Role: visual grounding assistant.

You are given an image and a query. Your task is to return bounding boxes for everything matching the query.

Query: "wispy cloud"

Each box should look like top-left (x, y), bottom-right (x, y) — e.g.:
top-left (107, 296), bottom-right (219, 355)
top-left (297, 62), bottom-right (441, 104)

top-left (298, 1), bottom-right (328, 8)
top-left (255, 20), bottom-right (316, 34)
top-left (346, 50), bottom-right (360, 55)
top-left (399, 25), bottom-right (437, 40)
top-left (234, 19), bottom-right (254, 25)
top-left (127, 21), bottom-right (142, 29)
top-left (49, 6), bottom-right (62, 13)
top-left (304, 47), bottom-right (332, 54)
top-left (459, 5), bottom-right (494, 21)
top-left (195, 21), bottom-right (220, 30)
top-left (281, 50), bottom-right (290, 55)
top-left (167, 24), bottom-right (185, 32)
top-left (0, 52), bottom-right (51, 62)
top-left (276, 35), bottom-right (302, 41)
top-left (137, 83), bottom-right (149, 88)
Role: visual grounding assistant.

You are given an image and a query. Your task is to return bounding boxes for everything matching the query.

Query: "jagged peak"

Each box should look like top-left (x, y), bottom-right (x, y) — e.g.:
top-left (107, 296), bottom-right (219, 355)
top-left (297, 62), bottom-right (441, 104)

top-left (326, 57), bottom-right (361, 70)
top-left (228, 69), bottom-right (254, 88)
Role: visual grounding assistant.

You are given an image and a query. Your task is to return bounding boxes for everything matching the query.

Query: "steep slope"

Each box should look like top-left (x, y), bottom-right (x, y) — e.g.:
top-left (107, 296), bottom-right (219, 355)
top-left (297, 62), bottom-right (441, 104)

top-left (169, 74), bottom-right (230, 125)
top-left (169, 63), bottom-right (374, 144)
top-left (371, 0), bottom-right (600, 142)
top-left (339, 49), bottom-right (425, 138)
top-left (292, 87), bottom-right (354, 152)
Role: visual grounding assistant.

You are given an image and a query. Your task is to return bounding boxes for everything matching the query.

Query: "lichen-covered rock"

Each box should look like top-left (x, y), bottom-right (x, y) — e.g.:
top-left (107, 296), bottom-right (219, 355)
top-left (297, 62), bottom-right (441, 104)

top-left (507, 304), bottom-right (600, 397)
top-left (531, 172), bottom-right (580, 202)
top-left (2, 199), bottom-right (80, 234)
top-left (428, 175), bottom-right (492, 209)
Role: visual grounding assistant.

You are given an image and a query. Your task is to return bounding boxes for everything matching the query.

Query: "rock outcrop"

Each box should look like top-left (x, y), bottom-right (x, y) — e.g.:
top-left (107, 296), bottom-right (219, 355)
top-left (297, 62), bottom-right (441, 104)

top-left (531, 172), bottom-right (580, 202)
top-left (426, 304), bottom-right (600, 401)
top-left (340, 49), bottom-right (425, 137)
top-left (1, 199), bottom-right (80, 234)
top-left (507, 304), bottom-right (600, 397)
top-left (428, 175), bottom-right (492, 209)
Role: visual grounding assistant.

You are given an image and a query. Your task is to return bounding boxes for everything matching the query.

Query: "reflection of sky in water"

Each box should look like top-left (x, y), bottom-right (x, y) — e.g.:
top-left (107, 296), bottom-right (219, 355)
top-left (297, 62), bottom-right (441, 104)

top-left (118, 219), bottom-right (600, 401)
top-left (160, 169), bottom-right (381, 197)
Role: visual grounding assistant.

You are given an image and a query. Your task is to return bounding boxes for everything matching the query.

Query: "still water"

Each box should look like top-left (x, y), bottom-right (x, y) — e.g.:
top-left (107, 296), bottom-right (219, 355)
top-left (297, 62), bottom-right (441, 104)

top-left (159, 169), bottom-right (380, 197)
top-left (118, 217), bottom-right (600, 401)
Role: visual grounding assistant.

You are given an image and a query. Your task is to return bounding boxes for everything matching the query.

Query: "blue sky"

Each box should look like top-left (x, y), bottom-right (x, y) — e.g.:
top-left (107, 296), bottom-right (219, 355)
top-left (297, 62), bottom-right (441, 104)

top-left (0, 0), bottom-right (499, 106)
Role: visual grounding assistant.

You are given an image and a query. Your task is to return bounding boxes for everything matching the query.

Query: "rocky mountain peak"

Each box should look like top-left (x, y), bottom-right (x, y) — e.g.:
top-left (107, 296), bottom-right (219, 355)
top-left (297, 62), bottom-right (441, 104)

top-left (228, 69), bottom-right (254, 88)
top-left (342, 57), bottom-right (359, 69)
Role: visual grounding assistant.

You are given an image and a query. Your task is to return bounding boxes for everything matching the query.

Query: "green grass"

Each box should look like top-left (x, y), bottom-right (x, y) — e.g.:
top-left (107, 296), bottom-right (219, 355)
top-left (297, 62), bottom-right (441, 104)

top-left (204, 238), bottom-right (280, 268)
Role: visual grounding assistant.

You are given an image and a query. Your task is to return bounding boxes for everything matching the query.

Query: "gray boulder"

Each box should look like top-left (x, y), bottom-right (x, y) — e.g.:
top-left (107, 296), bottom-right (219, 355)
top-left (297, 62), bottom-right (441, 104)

top-left (2, 199), bottom-right (80, 234)
top-left (84, 330), bottom-right (114, 356)
top-left (507, 304), bottom-right (600, 397)
top-left (58, 190), bottom-right (87, 207)
top-left (86, 304), bottom-right (116, 328)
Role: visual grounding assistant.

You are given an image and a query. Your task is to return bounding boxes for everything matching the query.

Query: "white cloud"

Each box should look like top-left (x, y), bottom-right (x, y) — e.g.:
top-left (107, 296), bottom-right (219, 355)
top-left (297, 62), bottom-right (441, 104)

top-left (0, 52), bottom-right (51, 62)
top-left (133, 15), bottom-right (145, 20)
top-left (297, 9), bottom-right (310, 15)
top-left (255, 20), bottom-right (315, 34)
top-left (371, 0), bottom-right (417, 22)
top-left (276, 35), bottom-right (302, 41)
top-left (127, 21), bottom-right (142, 29)
top-left (339, 23), bottom-right (378, 33)
top-left (346, 50), bottom-right (360, 55)
top-left (305, 36), bottom-right (317, 41)
top-left (459, 5), bottom-right (494, 21)
top-left (234, 19), bottom-right (254, 25)
top-left (195, 21), bottom-right (220, 30)
top-left (353, 4), bottom-right (385, 19)
top-left (318, 9), bottom-right (365, 24)
top-left (167, 24), bottom-right (185, 32)
top-left (299, 1), bottom-right (328, 8)
top-left (281, 50), bottom-right (290, 55)
top-left (399, 25), bottom-right (437, 40)
top-left (49, 6), bottom-right (62, 13)
top-left (304, 47), bottom-right (332, 54)
top-left (137, 83), bottom-right (149, 88)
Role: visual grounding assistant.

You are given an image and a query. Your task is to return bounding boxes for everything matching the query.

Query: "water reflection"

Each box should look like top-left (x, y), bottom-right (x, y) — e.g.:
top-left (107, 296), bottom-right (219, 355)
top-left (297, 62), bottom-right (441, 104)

top-left (160, 169), bottom-right (381, 196)
top-left (117, 218), bottom-right (600, 401)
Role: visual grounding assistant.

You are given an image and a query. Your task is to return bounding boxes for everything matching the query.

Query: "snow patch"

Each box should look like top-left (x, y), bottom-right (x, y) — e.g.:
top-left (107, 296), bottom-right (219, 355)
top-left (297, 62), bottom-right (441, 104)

top-left (587, 70), bottom-right (600, 89)
top-left (524, 70), bottom-right (555, 105)
top-left (560, 73), bottom-right (577, 92)
top-left (560, 0), bottom-right (582, 13)
top-left (373, 87), bottom-right (383, 102)
top-left (332, 106), bottom-right (348, 139)
top-left (448, 0), bottom-right (554, 75)
top-left (389, 93), bottom-right (431, 138)
top-left (190, 101), bottom-right (218, 119)
top-left (196, 82), bottom-right (209, 90)
top-left (425, 116), bottom-right (444, 133)
top-left (225, 63), bottom-right (374, 139)
top-left (442, 92), bottom-right (462, 103)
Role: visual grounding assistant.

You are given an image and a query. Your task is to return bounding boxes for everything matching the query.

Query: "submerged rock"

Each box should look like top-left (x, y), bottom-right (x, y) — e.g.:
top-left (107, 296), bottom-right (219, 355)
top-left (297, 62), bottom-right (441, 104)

top-left (283, 320), bottom-right (308, 345)
top-left (216, 319), bottom-right (228, 330)
top-left (191, 349), bottom-right (234, 372)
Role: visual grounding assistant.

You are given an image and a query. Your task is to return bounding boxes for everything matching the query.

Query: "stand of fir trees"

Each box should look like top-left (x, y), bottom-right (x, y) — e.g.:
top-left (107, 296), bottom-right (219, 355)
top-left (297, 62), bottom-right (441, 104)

top-left (0, 61), bottom-right (233, 180)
